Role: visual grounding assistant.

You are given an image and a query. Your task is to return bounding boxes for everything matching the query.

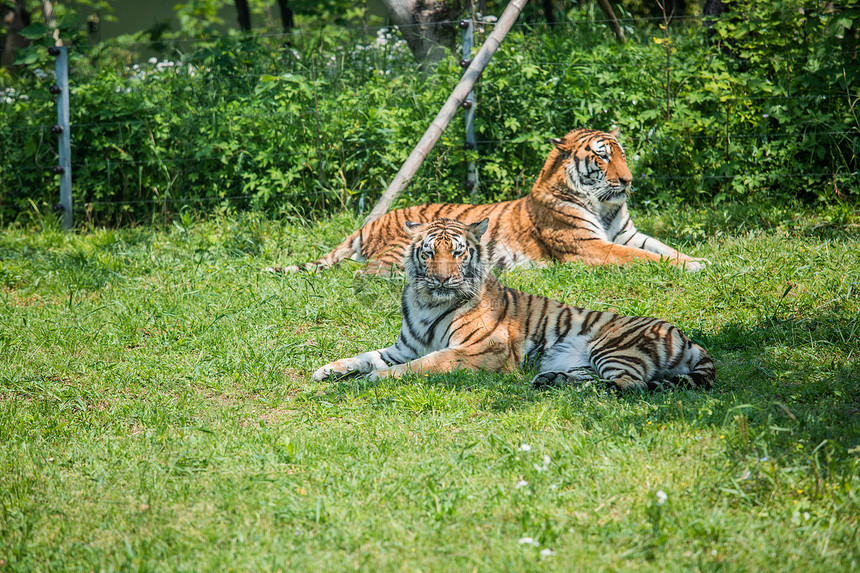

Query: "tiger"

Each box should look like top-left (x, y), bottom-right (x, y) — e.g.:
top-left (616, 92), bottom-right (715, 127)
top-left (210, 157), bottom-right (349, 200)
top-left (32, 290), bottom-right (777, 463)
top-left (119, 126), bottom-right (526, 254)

top-left (268, 127), bottom-right (708, 275)
top-left (312, 217), bottom-right (715, 391)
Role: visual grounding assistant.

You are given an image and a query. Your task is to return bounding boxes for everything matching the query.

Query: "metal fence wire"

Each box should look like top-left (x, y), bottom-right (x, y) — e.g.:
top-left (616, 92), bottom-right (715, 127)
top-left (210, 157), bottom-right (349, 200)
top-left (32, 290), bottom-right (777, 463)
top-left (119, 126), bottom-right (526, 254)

top-left (0, 9), bottom-right (858, 226)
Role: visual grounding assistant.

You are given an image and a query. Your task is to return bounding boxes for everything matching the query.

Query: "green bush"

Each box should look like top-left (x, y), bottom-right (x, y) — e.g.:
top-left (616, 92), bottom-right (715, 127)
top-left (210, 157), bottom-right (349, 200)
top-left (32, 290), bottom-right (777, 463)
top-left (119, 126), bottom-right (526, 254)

top-left (0, 0), bottom-right (857, 225)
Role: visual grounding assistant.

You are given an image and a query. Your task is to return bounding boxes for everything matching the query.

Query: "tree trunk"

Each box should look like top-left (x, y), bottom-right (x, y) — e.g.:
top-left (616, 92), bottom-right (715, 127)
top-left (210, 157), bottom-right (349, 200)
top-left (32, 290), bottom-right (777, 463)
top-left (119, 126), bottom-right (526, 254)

top-left (275, 0), bottom-right (294, 35)
top-left (234, 0), bottom-right (251, 31)
top-left (596, 0), bottom-right (625, 43)
top-left (379, 0), bottom-right (465, 68)
top-left (2, 0), bottom-right (31, 73)
top-left (40, 0), bottom-right (62, 45)
top-left (844, 15), bottom-right (858, 62)
top-left (702, 0), bottom-right (726, 20)
top-left (542, 0), bottom-right (556, 27)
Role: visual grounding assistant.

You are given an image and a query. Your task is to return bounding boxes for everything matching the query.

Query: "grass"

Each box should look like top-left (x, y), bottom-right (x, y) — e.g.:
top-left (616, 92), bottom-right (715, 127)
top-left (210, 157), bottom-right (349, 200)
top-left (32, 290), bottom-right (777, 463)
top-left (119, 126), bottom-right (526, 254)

top-left (1, 200), bottom-right (859, 571)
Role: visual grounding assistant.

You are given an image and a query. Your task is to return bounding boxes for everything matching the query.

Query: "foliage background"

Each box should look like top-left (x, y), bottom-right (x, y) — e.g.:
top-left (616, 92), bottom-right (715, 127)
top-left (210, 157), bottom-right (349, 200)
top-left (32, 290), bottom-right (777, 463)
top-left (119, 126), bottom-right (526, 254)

top-left (1, 1), bottom-right (858, 225)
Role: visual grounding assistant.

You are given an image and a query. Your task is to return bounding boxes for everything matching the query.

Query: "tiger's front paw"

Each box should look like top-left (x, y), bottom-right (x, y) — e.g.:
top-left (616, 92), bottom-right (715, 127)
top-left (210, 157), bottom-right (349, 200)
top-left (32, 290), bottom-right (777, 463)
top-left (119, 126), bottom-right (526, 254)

top-left (531, 371), bottom-right (568, 389)
top-left (532, 367), bottom-right (597, 389)
top-left (312, 364), bottom-right (336, 381)
top-left (683, 257), bottom-right (711, 272)
top-left (263, 265), bottom-right (300, 274)
top-left (312, 362), bottom-right (357, 381)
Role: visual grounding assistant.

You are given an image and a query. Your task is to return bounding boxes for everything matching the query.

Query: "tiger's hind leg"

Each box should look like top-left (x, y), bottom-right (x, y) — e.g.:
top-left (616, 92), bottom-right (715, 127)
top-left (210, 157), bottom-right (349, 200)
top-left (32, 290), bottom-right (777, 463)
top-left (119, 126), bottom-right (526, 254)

top-left (530, 337), bottom-right (597, 389)
top-left (598, 346), bottom-right (715, 392)
top-left (360, 245), bottom-right (408, 276)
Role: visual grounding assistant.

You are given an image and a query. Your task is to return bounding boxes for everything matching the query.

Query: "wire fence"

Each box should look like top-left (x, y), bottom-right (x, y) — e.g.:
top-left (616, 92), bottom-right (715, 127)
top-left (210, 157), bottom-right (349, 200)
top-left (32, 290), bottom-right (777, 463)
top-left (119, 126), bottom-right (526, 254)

top-left (1, 6), bottom-right (858, 225)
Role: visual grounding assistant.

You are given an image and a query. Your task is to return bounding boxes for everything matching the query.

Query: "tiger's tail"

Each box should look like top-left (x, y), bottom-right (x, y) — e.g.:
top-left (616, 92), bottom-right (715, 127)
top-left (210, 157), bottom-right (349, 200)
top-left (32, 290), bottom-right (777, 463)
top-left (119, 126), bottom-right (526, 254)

top-left (264, 229), bottom-right (361, 274)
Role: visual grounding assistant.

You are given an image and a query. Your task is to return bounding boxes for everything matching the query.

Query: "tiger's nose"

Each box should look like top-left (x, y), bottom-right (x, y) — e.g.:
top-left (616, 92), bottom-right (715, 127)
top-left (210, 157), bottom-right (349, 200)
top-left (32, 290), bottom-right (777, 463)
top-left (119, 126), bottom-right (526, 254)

top-left (619, 175), bottom-right (632, 187)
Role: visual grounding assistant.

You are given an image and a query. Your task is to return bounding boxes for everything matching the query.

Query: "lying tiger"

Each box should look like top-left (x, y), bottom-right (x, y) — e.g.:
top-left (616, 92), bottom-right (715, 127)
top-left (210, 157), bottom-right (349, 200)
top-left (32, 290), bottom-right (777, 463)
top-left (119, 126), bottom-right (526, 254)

top-left (313, 218), bottom-right (715, 391)
top-left (268, 127), bottom-right (707, 275)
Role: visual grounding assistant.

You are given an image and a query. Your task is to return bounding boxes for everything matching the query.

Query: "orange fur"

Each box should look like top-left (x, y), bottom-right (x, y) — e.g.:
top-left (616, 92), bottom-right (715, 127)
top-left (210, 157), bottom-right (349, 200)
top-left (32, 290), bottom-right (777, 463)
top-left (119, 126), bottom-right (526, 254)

top-left (313, 218), bottom-right (715, 391)
top-left (269, 127), bottom-right (707, 275)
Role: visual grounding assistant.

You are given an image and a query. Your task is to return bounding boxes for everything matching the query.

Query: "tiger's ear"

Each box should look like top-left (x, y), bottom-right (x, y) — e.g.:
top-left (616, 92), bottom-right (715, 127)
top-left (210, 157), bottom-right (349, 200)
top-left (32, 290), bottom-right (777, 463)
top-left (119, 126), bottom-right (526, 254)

top-left (547, 137), bottom-right (565, 149)
top-left (608, 126), bottom-right (621, 138)
top-left (468, 218), bottom-right (490, 240)
top-left (404, 220), bottom-right (425, 235)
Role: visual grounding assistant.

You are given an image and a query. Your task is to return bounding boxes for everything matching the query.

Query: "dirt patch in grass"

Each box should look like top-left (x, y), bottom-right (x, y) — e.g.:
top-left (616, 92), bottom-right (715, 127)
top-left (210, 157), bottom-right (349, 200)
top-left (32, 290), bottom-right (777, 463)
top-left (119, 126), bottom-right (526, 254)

top-left (3, 290), bottom-right (45, 307)
top-left (245, 407), bottom-right (302, 427)
top-left (194, 385), bottom-right (303, 427)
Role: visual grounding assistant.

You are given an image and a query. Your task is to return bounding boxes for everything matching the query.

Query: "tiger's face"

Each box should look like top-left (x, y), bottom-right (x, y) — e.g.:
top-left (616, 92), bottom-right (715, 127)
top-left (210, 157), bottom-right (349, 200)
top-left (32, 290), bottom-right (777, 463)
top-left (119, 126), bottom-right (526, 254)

top-left (404, 218), bottom-right (489, 304)
top-left (549, 128), bottom-right (633, 205)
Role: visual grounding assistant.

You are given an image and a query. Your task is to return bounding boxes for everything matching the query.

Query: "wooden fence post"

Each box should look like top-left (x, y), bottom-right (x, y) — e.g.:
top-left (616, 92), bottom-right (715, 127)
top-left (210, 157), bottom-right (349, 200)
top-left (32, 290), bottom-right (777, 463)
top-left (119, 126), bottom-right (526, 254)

top-left (364, 0), bottom-right (527, 224)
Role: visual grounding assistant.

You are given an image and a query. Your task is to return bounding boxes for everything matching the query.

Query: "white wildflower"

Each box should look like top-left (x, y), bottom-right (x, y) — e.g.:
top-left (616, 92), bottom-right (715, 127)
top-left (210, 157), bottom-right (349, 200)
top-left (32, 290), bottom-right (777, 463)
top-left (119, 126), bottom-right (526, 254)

top-left (518, 443), bottom-right (531, 452)
top-left (540, 548), bottom-right (556, 557)
top-left (655, 490), bottom-right (668, 505)
top-left (376, 28), bottom-right (392, 46)
top-left (518, 537), bottom-right (539, 546)
top-left (515, 479), bottom-right (528, 489)
top-left (534, 454), bottom-right (551, 472)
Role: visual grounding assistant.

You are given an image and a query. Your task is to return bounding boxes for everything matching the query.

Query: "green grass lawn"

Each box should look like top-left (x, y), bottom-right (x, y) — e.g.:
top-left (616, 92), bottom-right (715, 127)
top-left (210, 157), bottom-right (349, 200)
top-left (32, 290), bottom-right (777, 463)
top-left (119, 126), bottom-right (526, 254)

top-left (1, 201), bottom-right (859, 571)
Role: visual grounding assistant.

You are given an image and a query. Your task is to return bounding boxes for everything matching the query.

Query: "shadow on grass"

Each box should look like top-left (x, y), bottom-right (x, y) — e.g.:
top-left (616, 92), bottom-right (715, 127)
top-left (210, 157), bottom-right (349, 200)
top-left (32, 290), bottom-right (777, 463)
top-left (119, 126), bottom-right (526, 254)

top-left (304, 307), bottom-right (860, 467)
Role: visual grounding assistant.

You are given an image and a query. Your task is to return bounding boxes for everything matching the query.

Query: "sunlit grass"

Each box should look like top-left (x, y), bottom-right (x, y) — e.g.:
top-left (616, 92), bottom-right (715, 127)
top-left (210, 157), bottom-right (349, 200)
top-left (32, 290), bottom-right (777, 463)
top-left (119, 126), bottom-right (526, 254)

top-left (1, 201), bottom-right (859, 571)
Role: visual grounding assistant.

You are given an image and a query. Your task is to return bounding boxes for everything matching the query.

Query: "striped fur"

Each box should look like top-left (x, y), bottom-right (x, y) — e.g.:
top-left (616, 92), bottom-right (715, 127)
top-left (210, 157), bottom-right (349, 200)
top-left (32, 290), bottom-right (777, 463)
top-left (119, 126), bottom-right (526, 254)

top-left (313, 218), bottom-right (715, 391)
top-left (268, 127), bottom-right (708, 275)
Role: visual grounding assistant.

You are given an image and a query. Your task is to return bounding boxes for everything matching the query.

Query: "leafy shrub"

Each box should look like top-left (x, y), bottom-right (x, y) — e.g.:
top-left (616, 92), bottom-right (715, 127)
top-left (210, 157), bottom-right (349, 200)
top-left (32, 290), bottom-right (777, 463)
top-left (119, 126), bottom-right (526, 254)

top-left (0, 0), bottom-right (857, 225)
